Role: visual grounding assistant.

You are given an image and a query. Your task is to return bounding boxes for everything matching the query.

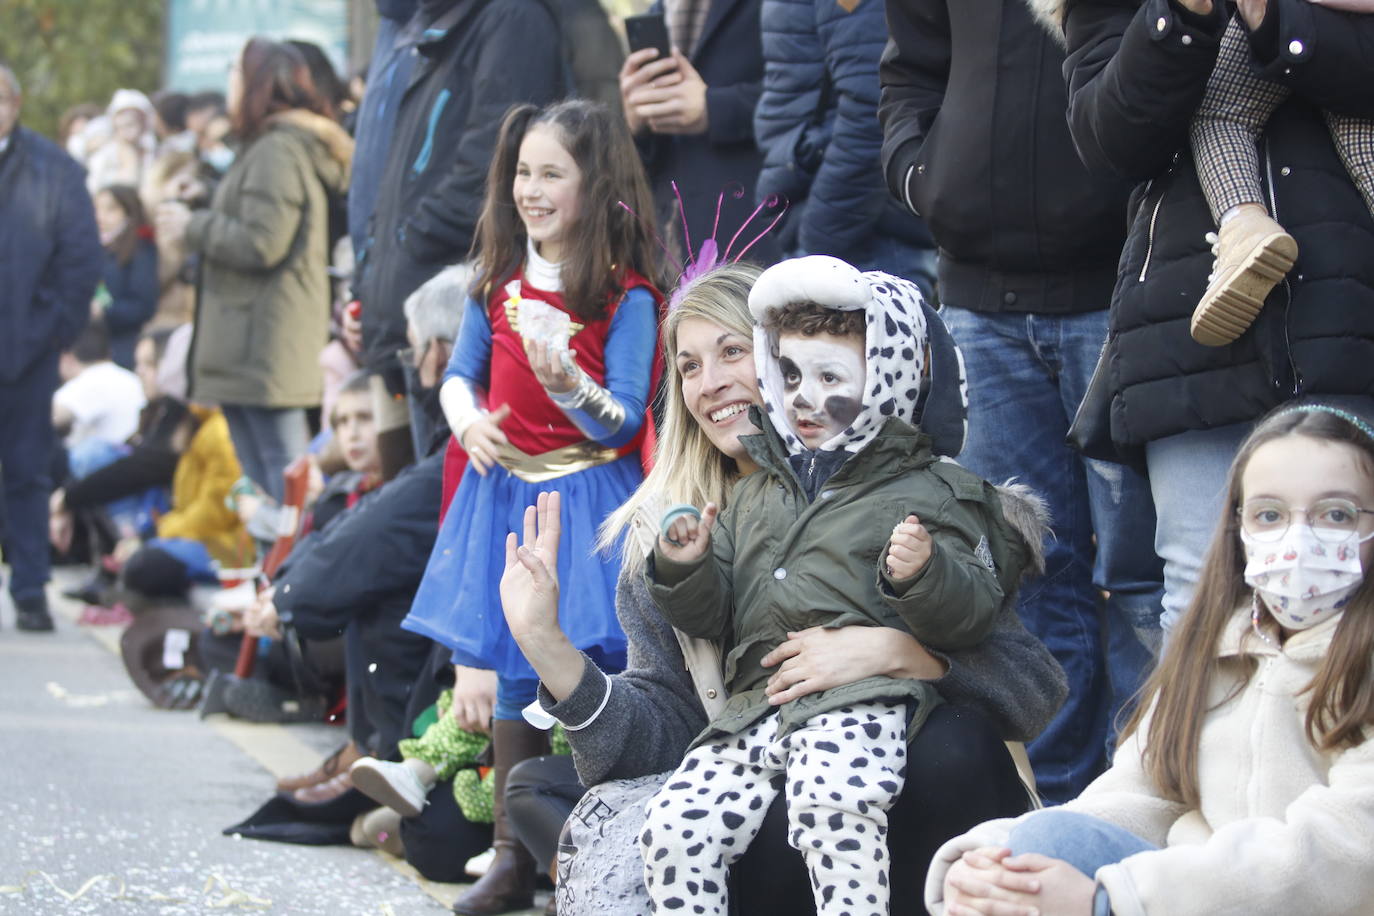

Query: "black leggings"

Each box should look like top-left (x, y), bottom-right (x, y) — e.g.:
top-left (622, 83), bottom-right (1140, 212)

top-left (505, 703), bottom-right (1031, 914)
top-left (507, 754), bottom-right (589, 867)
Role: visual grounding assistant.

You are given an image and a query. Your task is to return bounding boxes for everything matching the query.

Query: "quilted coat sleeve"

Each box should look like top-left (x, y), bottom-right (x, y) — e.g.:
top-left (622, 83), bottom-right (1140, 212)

top-left (799, 0), bottom-right (895, 256)
top-left (755, 0), bottom-right (830, 207)
top-left (1060, 0), bottom-right (1228, 180)
top-left (1243, 0), bottom-right (1374, 118)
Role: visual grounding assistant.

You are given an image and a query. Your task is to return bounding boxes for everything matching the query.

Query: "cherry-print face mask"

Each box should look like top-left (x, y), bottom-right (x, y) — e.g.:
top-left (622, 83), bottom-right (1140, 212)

top-left (777, 334), bottom-right (865, 450)
top-left (1242, 523), bottom-right (1372, 630)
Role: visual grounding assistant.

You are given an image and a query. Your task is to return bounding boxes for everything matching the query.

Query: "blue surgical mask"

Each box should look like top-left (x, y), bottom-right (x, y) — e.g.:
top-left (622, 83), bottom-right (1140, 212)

top-left (204, 145), bottom-right (235, 173)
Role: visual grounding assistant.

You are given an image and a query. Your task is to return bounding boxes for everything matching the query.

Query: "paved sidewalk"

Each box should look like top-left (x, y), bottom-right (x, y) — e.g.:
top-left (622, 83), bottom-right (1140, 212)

top-left (0, 573), bottom-right (546, 915)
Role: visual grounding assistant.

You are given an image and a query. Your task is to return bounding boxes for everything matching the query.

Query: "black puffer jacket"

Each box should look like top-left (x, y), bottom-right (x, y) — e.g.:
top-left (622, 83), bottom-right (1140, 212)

top-left (1051, 0), bottom-right (1374, 446)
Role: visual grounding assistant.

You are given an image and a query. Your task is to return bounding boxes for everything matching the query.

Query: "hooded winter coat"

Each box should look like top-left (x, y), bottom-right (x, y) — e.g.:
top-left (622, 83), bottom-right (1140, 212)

top-left (186, 110), bottom-right (353, 408)
top-left (1041, 0), bottom-right (1374, 446)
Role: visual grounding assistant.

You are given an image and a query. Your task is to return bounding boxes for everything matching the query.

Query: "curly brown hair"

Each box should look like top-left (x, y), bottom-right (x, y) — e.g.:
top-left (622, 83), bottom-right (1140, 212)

top-left (762, 301), bottom-right (865, 341)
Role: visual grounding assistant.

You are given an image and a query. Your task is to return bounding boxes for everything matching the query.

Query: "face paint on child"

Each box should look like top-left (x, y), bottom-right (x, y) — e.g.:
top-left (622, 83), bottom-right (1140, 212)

top-left (777, 333), bottom-right (865, 448)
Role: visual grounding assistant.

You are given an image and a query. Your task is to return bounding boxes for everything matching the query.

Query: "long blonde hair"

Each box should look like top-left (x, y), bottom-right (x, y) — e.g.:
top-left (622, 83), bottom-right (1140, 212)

top-left (599, 262), bottom-right (764, 569)
top-left (1125, 405), bottom-right (1374, 807)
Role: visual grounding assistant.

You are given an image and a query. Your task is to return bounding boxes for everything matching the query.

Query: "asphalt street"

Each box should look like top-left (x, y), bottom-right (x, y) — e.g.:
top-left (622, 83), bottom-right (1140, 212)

top-left (0, 573), bottom-right (546, 916)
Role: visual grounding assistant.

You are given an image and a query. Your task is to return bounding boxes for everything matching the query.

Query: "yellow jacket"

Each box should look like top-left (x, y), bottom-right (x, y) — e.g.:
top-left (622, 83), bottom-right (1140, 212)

top-left (156, 406), bottom-right (246, 565)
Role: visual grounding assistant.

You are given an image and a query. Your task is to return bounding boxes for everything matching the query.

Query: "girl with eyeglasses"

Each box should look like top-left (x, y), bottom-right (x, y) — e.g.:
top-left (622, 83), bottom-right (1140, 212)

top-left (927, 401), bottom-right (1374, 916)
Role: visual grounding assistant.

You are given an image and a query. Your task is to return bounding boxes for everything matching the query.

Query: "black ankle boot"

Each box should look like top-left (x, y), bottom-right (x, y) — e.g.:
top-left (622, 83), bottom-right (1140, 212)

top-left (15, 595), bottom-right (55, 632)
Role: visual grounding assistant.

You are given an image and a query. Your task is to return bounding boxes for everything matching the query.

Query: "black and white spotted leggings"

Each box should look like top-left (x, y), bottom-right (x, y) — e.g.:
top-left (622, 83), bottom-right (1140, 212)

top-left (639, 701), bottom-right (907, 916)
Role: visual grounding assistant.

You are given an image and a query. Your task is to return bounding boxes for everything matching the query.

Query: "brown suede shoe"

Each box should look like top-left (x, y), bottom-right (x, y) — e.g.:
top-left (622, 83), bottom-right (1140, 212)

top-left (291, 770), bottom-right (354, 804)
top-left (276, 741), bottom-right (362, 793)
top-left (1191, 207), bottom-right (1298, 347)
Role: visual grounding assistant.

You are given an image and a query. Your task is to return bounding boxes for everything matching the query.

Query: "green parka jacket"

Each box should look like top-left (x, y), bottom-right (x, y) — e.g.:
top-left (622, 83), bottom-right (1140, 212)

top-left (647, 415), bottom-right (1032, 747)
top-left (187, 110), bottom-right (352, 408)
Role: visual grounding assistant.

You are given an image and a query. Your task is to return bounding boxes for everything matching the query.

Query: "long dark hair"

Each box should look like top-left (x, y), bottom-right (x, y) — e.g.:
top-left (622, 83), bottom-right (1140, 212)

top-left (473, 99), bottom-right (659, 321)
top-left (1125, 404), bottom-right (1374, 807)
top-left (98, 184), bottom-right (150, 266)
top-left (232, 37), bottom-right (325, 143)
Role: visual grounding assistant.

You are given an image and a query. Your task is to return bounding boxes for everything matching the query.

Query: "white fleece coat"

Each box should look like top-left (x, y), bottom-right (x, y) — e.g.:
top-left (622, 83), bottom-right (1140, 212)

top-left (926, 605), bottom-right (1374, 916)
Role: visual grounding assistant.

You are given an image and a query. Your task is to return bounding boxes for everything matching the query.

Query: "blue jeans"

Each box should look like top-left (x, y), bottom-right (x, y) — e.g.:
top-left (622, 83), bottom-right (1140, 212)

top-left (495, 674), bottom-right (540, 722)
top-left (939, 306), bottom-right (1164, 803)
top-left (221, 405), bottom-right (310, 503)
top-left (1008, 809), bottom-right (1157, 916)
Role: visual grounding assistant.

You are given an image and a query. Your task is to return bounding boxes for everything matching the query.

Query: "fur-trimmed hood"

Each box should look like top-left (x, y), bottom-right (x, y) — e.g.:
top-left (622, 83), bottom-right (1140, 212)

top-left (265, 109), bottom-right (354, 194)
top-left (1025, 0), bottom-right (1068, 42)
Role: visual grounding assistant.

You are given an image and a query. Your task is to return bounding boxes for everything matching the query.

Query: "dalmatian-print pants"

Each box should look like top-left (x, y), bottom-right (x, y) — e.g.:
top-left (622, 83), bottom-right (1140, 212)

top-left (639, 701), bottom-right (907, 915)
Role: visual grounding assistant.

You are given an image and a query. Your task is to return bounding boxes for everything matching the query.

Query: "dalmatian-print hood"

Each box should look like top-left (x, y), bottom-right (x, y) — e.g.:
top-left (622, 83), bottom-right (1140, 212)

top-left (748, 255), bottom-right (935, 457)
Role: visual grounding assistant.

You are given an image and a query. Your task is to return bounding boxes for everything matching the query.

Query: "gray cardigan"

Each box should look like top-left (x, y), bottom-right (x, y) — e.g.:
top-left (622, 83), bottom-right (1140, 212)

top-left (540, 561), bottom-right (1068, 787)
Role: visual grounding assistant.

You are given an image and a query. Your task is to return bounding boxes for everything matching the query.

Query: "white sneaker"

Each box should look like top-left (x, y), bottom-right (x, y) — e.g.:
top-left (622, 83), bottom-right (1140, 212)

top-left (349, 758), bottom-right (429, 817)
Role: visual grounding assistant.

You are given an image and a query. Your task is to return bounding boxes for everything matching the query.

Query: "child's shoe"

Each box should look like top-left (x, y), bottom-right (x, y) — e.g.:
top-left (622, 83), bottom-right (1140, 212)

top-left (349, 756), bottom-right (435, 818)
top-left (349, 806), bottom-right (405, 857)
top-left (1191, 206), bottom-right (1298, 346)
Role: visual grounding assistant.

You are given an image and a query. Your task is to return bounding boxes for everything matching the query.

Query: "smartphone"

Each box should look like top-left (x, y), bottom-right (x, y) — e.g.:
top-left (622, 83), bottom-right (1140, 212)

top-left (624, 12), bottom-right (671, 59)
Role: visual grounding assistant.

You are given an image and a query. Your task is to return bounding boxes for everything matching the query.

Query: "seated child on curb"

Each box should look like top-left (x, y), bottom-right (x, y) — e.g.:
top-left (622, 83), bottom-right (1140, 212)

top-left (638, 255), bottom-right (1031, 916)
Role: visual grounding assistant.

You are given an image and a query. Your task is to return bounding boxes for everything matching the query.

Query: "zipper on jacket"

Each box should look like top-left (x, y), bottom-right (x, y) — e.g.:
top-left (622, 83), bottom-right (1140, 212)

top-left (1263, 143), bottom-right (1303, 396)
top-left (1137, 194), bottom-right (1164, 282)
top-left (1136, 153), bottom-right (1179, 283)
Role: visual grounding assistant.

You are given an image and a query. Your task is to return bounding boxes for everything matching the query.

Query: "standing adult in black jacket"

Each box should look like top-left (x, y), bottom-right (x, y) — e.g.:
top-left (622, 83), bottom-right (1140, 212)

top-left (878, 0), bottom-right (1165, 803)
top-left (619, 0), bottom-right (780, 264)
top-left (1044, 0), bottom-right (1374, 641)
top-left (0, 62), bottom-right (103, 632)
top-left (353, 0), bottom-right (566, 386)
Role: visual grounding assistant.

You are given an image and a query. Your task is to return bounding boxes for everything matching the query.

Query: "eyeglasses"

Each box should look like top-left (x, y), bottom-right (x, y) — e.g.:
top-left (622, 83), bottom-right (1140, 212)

top-left (1237, 497), bottom-right (1374, 543)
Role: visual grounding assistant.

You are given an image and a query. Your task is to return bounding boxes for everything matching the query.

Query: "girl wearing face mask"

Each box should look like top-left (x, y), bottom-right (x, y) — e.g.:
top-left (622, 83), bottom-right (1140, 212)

top-left (930, 402), bottom-right (1374, 916)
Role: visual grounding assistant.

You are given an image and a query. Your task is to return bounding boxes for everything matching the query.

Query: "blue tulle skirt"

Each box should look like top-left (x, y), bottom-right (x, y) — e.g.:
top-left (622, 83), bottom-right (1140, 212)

top-left (402, 453), bottom-right (638, 681)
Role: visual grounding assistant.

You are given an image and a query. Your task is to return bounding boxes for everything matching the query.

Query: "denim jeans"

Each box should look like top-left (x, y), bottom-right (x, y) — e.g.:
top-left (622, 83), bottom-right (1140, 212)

top-left (221, 405), bottom-right (310, 503)
top-left (1008, 809), bottom-right (1157, 916)
top-left (939, 306), bottom-right (1164, 803)
top-left (1145, 422), bottom-right (1252, 634)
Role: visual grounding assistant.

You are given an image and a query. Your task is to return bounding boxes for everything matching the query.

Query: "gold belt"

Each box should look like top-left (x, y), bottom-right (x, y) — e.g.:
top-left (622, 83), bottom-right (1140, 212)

top-left (493, 440), bottom-right (623, 483)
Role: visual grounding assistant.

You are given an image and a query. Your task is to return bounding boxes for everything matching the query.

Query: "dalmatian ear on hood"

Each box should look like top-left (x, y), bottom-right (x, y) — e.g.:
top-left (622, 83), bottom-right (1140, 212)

top-left (747, 255), bottom-right (870, 322)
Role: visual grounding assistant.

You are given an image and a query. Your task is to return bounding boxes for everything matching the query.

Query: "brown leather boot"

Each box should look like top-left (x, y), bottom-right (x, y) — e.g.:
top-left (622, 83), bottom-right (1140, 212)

top-left (276, 740), bottom-right (362, 793)
top-left (451, 719), bottom-right (549, 916)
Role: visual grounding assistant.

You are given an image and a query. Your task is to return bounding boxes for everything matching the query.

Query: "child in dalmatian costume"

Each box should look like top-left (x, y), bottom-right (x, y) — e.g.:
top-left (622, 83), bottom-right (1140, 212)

top-left (640, 255), bottom-right (1033, 916)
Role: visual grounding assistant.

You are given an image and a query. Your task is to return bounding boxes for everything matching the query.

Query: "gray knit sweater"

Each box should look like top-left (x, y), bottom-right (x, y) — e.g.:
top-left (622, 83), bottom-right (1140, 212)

top-left (539, 561), bottom-right (1068, 787)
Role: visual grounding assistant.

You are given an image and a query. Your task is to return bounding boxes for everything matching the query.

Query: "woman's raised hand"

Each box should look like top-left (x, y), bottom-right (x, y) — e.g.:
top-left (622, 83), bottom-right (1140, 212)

top-left (525, 339), bottom-right (579, 394)
top-left (657, 503), bottom-right (718, 564)
top-left (500, 490), bottom-right (563, 643)
top-left (461, 403), bottom-right (512, 476)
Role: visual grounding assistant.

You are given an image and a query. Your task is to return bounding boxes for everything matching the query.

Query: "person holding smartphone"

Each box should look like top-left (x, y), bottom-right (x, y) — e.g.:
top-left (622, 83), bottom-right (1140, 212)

top-left (618, 0), bottom-right (780, 265)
